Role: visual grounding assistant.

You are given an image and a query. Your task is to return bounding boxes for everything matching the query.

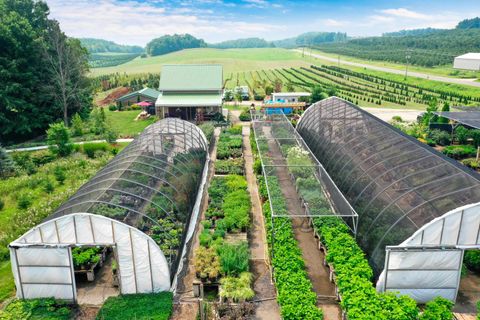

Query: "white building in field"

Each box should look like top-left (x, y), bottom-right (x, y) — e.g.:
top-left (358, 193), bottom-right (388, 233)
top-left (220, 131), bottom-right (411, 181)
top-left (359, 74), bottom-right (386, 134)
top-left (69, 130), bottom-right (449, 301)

top-left (272, 92), bottom-right (311, 103)
top-left (453, 53), bottom-right (480, 71)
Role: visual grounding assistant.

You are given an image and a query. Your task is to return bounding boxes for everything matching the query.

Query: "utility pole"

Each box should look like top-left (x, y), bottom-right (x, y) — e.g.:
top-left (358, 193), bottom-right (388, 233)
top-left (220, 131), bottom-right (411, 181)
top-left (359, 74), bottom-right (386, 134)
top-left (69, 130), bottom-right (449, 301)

top-left (404, 49), bottom-right (412, 80)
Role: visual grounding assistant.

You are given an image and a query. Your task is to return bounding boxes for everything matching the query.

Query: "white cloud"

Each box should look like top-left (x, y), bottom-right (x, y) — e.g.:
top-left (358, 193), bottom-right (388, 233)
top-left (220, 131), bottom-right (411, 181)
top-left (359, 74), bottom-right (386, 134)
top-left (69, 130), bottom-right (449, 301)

top-left (45, 0), bottom-right (282, 45)
top-left (380, 8), bottom-right (430, 20)
top-left (321, 19), bottom-right (347, 27)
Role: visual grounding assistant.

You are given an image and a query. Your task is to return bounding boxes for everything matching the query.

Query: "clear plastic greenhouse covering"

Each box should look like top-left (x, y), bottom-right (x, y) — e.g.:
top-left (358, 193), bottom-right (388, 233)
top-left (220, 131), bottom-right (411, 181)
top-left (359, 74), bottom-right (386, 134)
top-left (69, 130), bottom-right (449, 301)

top-left (9, 118), bottom-right (209, 301)
top-left (296, 97), bottom-right (480, 278)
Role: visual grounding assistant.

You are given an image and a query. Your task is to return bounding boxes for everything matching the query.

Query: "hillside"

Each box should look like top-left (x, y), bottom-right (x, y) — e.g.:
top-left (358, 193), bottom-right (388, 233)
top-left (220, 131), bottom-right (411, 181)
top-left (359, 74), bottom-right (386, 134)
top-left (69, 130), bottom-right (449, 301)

top-left (209, 37), bottom-right (274, 49)
top-left (274, 32), bottom-right (347, 48)
top-left (314, 18), bottom-right (480, 67)
top-left (79, 38), bottom-right (144, 53)
top-left (89, 47), bottom-right (311, 76)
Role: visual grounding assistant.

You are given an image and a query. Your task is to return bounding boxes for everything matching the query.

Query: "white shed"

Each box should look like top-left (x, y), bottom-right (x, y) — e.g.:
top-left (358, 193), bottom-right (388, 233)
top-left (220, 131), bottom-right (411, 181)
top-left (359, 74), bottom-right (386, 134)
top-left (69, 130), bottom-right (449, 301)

top-left (272, 92), bottom-right (311, 103)
top-left (453, 53), bottom-right (480, 71)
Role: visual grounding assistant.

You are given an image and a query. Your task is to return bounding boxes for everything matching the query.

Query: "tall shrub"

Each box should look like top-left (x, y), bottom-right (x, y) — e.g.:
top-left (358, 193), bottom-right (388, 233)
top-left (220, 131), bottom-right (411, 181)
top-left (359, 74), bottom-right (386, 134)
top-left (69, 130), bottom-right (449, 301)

top-left (0, 146), bottom-right (16, 178)
top-left (47, 122), bottom-right (73, 157)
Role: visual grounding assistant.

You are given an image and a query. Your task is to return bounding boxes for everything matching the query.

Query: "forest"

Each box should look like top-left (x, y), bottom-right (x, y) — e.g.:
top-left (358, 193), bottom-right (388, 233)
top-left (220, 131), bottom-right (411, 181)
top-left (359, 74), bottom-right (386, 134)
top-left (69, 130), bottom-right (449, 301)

top-left (0, 0), bottom-right (92, 143)
top-left (79, 38), bottom-right (144, 53)
top-left (209, 37), bottom-right (274, 49)
top-left (146, 33), bottom-right (207, 56)
top-left (315, 18), bottom-right (480, 67)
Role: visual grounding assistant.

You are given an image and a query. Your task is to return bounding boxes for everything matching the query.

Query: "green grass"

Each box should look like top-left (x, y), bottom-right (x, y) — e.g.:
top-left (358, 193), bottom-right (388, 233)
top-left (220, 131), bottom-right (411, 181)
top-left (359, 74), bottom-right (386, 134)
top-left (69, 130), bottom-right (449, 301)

top-left (105, 109), bottom-right (156, 138)
top-left (0, 261), bottom-right (14, 302)
top-left (96, 293), bottom-right (173, 320)
top-left (307, 48), bottom-right (480, 79)
top-left (90, 48), bottom-right (311, 76)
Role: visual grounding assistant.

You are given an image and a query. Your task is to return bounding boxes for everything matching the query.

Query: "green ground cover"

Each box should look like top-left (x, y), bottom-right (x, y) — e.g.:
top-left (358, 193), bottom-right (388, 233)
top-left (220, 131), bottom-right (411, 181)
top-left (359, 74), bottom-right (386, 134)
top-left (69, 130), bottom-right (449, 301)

top-left (96, 293), bottom-right (173, 320)
top-left (0, 298), bottom-right (73, 319)
top-left (105, 109), bottom-right (156, 138)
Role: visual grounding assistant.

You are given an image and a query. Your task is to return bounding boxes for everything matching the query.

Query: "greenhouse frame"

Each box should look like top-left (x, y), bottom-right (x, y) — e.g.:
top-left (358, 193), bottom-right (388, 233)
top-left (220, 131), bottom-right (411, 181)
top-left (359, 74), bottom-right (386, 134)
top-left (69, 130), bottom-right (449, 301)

top-left (297, 97), bottom-right (480, 303)
top-left (9, 118), bottom-right (210, 302)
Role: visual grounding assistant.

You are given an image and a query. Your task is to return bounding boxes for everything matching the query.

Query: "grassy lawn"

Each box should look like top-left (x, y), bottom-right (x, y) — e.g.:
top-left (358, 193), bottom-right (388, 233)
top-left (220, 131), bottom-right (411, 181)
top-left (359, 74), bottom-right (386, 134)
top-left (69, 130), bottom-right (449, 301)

top-left (0, 261), bottom-right (14, 303)
top-left (105, 109), bottom-right (156, 138)
top-left (307, 48), bottom-right (480, 79)
top-left (90, 48), bottom-right (311, 76)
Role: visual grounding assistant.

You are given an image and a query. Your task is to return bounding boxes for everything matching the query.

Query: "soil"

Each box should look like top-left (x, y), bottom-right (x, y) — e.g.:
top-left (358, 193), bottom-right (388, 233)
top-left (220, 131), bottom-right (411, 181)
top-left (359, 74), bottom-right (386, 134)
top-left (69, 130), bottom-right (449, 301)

top-left (97, 87), bottom-right (130, 106)
top-left (454, 270), bottom-right (480, 314)
top-left (242, 124), bottom-right (281, 320)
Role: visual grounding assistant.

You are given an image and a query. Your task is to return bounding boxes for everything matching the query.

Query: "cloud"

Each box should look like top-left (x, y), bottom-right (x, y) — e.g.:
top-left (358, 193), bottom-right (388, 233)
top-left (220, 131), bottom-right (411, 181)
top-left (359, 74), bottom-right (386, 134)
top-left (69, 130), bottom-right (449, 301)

top-left (321, 19), bottom-right (347, 27)
top-left (45, 0), bottom-right (282, 45)
top-left (380, 8), bottom-right (430, 20)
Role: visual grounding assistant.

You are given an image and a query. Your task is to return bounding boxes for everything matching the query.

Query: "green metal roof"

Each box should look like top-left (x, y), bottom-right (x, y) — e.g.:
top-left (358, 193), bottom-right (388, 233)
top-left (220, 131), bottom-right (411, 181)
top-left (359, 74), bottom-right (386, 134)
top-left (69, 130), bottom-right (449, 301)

top-left (116, 87), bottom-right (161, 102)
top-left (159, 65), bottom-right (223, 91)
top-left (155, 93), bottom-right (222, 107)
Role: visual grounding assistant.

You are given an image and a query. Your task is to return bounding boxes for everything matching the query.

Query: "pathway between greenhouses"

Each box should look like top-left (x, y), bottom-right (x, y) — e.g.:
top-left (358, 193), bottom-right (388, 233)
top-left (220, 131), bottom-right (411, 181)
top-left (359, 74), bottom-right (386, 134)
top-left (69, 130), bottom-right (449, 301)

top-left (265, 128), bottom-right (342, 320)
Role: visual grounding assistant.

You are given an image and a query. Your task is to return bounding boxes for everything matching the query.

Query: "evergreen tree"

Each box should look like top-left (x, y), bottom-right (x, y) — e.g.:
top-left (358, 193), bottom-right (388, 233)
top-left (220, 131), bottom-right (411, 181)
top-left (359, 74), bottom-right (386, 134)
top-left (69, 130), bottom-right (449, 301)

top-left (0, 145), bottom-right (16, 178)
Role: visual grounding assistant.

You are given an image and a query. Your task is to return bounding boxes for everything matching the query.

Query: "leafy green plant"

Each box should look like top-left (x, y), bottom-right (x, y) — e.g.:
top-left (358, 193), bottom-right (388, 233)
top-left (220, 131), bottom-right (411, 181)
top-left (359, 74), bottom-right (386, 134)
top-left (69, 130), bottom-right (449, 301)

top-left (194, 246), bottom-right (221, 280)
top-left (219, 272), bottom-right (255, 302)
top-left (82, 142), bottom-right (109, 159)
top-left (464, 250), bottom-right (480, 272)
top-left (455, 125), bottom-right (470, 145)
top-left (0, 298), bottom-right (72, 319)
top-left (72, 247), bottom-right (102, 268)
top-left (217, 242), bottom-right (249, 276)
top-left (43, 179), bottom-right (55, 193)
top-left (54, 166), bottom-right (66, 185)
top-left (442, 145), bottom-right (477, 159)
top-left (71, 113), bottom-right (84, 137)
top-left (215, 158), bottom-right (244, 175)
top-left (462, 158), bottom-right (479, 170)
top-left (17, 193), bottom-right (33, 209)
top-left (239, 110), bottom-right (251, 121)
top-left (419, 297), bottom-right (453, 320)
top-left (96, 293), bottom-right (173, 320)
top-left (428, 129), bottom-right (451, 146)
top-left (47, 122), bottom-right (74, 157)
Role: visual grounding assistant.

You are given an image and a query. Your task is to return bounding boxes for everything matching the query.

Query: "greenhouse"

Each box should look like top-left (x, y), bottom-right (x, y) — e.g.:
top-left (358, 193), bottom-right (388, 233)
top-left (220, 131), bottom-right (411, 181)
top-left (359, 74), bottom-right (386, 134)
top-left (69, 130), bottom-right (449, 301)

top-left (297, 97), bottom-right (480, 303)
top-left (9, 118), bottom-right (209, 302)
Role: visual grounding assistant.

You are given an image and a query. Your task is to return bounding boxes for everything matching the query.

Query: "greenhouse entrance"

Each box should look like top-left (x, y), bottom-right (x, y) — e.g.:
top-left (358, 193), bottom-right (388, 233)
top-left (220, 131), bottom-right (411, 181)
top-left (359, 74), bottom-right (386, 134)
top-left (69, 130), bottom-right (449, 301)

top-left (73, 245), bottom-right (120, 305)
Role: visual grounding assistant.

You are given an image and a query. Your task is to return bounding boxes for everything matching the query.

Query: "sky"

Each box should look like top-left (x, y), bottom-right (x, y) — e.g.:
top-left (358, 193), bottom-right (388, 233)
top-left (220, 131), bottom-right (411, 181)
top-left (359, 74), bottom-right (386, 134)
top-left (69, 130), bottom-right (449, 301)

top-left (45, 0), bottom-right (480, 46)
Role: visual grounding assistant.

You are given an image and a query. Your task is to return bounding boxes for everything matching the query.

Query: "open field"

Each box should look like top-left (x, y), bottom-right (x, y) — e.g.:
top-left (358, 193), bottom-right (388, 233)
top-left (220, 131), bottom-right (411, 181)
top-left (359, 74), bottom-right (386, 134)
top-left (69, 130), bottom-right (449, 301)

top-left (90, 48), bottom-right (311, 76)
top-left (105, 109), bottom-right (156, 138)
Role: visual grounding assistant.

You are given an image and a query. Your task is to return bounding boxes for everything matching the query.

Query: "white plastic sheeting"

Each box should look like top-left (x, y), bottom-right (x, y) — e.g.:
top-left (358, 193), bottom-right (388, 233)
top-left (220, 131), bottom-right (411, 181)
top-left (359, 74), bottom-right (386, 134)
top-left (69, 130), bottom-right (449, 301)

top-left (377, 202), bottom-right (480, 303)
top-left (10, 213), bottom-right (171, 301)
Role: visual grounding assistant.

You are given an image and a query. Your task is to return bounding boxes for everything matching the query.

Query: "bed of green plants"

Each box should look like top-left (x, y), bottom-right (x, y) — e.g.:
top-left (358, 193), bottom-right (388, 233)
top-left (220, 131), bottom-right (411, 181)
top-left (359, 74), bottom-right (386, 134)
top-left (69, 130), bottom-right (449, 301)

top-left (214, 158), bottom-right (244, 175)
top-left (216, 126), bottom-right (243, 160)
top-left (71, 247), bottom-right (102, 269)
top-left (194, 174), bottom-right (253, 303)
top-left (0, 298), bottom-right (73, 319)
top-left (96, 292), bottom-right (173, 320)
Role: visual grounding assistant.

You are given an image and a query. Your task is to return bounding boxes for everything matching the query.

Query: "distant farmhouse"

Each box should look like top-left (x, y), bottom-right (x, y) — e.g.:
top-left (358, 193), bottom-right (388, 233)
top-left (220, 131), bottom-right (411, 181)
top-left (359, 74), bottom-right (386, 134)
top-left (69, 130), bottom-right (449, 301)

top-left (454, 53), bottom-right (480, 71)
top-left (115, 88), bottom-right (161, 110)
top-left (155, 64), bottom-right (224, 121)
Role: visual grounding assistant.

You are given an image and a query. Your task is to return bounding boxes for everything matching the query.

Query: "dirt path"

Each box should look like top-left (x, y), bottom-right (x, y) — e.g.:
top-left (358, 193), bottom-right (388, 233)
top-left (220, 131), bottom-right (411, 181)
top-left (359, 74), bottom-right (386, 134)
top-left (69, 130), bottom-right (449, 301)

top-left (242, 125), bottom-right (281, 320)
top-left (264, 127), bottom-right (341, 320)
top-left (171, 128), bottom-right (220, 320)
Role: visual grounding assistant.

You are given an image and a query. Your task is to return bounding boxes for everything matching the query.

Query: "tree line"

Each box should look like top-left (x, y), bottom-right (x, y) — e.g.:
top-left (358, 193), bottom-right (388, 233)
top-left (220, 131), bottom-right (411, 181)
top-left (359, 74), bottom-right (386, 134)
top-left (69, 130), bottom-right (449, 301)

top-left (314, 17), bottom-right (480, 67)
top-left (0, 0), bottom-right (92, 144)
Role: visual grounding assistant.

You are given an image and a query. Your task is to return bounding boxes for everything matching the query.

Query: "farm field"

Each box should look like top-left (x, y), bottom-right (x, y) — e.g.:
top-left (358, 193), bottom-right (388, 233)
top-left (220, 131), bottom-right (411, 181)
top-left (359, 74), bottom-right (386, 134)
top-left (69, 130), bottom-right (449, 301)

top-left (306, 48), bottom-right (480, 79)
top-left (89, 52), bottom-right (141, 68)
top-left (225, 65), bottom-right (480, 111)
top-left (90, 48), bottom-right (312, 76)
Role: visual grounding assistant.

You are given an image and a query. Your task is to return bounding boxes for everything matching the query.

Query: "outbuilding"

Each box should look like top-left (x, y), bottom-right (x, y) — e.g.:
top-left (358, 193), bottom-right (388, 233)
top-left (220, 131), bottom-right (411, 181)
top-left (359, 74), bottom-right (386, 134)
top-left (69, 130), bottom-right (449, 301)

top-left (453, 53), bottom-right (480, 71)
top-left (115, 88), bottom-right (161, 111)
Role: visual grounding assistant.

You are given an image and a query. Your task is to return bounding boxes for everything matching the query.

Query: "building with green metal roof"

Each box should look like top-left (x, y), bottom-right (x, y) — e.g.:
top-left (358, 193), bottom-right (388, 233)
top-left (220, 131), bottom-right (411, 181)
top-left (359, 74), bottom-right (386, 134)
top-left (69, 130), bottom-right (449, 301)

top-left (155, 64), bottom-right (223, 120)
top-left (115, 87), bottom-right (161, 111)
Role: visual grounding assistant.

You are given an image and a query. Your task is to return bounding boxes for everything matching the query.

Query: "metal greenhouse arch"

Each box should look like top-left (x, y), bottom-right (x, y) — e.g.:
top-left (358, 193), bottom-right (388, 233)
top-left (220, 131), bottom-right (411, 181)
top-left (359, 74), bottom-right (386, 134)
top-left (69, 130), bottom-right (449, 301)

top-left (297, 97), bottom-right (480, 303)
top-left (9, 118), bottom-right (210, 302)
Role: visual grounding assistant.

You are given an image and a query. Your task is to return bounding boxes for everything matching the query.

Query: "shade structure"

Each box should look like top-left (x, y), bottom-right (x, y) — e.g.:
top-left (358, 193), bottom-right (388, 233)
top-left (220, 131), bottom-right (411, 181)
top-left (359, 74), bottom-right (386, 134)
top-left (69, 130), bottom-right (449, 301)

top-left (433, 111), bottom-right (480, 130)
top-left (137, 101), bottom-right (153, 107)
top-left (296, 97), bottom-right (480, 278)
top-left (10, 118), bottom-right (209, 301)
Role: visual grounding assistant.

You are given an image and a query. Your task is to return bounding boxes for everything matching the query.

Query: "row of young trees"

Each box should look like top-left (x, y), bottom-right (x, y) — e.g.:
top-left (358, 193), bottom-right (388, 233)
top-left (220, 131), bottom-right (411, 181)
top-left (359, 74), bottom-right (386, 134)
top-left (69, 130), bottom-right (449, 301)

top-left (0, 0), bottom-right (92, 143)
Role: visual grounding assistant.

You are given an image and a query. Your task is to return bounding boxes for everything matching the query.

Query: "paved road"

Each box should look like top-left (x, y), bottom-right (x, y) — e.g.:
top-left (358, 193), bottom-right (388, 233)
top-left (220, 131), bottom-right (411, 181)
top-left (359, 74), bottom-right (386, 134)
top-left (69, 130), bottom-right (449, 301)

top-left (6, 138), bottom-right (134, 153)
top-left (296, 49), bottom-right (480, 88)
